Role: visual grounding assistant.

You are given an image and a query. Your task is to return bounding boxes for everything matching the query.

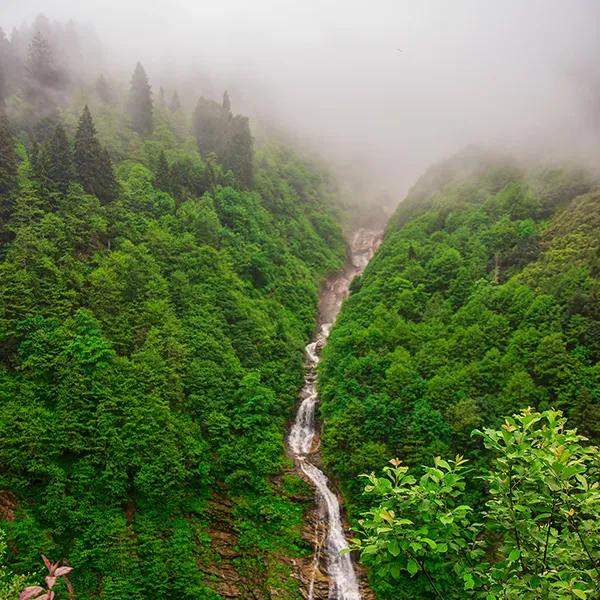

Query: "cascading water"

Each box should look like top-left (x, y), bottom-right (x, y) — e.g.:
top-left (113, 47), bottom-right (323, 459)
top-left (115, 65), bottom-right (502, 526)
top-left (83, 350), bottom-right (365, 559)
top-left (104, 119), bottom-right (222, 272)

top-left (288, 229), bottom-right (382, 600)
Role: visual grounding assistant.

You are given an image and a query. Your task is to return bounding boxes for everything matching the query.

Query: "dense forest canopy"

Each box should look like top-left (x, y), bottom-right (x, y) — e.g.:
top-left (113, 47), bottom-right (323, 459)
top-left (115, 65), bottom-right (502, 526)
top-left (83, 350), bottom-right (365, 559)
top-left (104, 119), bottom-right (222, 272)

top-left (0, 9), bottom-right (599, 600)
top-left (0, 16), bottom-right (348, 599)
top-left (319, 152), bottom-right (600, 598)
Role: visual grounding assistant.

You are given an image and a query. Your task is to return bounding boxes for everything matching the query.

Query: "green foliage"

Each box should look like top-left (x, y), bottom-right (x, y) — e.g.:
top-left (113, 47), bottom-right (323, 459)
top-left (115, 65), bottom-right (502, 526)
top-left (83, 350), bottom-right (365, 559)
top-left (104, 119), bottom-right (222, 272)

top-left (320, 155), bottom-right (599, 597)
top-left (0, 70), bottom-right (345, 599)
top-left (0, 110), bottom-right (18, 199)
top-left (320, 158), bottom-right (599, 495)
top-left (354, 410), bottom-right (600, 599)
top-left (0, 527), bottom-right (28, 600)
top-left (193, 96), bottom-right (254, 187)
top-left (128, 62), bottom-right (153, 136)
top-left (74, 105), bottom-right (118, 204)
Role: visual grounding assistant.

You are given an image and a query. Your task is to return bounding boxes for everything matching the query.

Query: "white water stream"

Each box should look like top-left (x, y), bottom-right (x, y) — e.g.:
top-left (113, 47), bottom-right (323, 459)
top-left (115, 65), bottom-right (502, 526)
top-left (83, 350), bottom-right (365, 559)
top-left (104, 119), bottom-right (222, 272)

top-left (287, 229), bottom-right (381, 600)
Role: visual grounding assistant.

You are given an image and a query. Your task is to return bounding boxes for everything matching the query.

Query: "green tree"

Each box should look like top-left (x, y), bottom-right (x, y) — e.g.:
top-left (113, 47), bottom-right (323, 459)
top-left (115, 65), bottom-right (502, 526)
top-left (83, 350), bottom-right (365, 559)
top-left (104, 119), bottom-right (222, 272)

top-left (40, 123), bottom-right (73, 195)
top-left (354, 409), bottom-right (600, 599)
top-left (0, 111), bottom-right (17, 203)
top-left (128, 61), bottom-right (153, 135)
top-left (155, 149), bottom-right (171, 192)
top-left (74, 105), bottom-right (118, 204)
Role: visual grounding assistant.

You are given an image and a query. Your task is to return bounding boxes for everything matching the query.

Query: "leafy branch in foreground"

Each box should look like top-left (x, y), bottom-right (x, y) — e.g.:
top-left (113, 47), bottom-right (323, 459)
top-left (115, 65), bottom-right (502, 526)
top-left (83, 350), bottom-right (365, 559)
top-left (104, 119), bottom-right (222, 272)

top-left (353, 409), bottom-right (600, 599)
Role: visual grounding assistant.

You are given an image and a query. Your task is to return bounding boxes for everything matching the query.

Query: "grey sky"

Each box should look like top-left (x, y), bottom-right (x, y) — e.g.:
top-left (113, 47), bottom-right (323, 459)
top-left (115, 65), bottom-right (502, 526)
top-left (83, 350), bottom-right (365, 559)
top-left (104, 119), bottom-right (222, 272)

top-left (3, 0), bottom-right (600, 200)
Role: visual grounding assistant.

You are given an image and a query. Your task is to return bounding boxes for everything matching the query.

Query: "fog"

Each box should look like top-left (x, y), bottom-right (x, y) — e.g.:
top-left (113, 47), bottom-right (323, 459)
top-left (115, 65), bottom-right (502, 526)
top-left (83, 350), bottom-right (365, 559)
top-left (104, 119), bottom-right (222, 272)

top-left (3, 0), bottom-right (600, 201)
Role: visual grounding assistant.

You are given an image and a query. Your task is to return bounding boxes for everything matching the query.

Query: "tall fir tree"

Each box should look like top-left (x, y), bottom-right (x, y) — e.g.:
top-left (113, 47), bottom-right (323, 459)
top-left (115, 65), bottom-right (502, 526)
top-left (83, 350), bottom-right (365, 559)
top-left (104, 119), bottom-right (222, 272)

top-left (0, 111), bottom-right (18, 204)
top-left (193, 97), bottom-right (228, 157)
top-left (128, 62), bottom-right (153, 136)
top-left (98, 147), bottom-right (119, 204)
top-left (46, 123), bottom-right (73, 194)
top-left (222, 90), bottom-right (231, 113)
top-left (74, 105), bottom-right (117, 204)
top-left (224, 115), bottom-right (253, 188)
top-left (155, 150), bottom-right (171, 192)
top-left (23, 31), bottom-right (64, 119)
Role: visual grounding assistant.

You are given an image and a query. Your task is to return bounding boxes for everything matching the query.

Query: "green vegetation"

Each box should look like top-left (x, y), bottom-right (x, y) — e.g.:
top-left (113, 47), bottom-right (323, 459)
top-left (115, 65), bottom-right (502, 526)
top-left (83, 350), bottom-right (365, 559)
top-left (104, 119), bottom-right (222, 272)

top-left (320, 152), bottom-right (599, 597)
top-left (0, 19), bottom-right (345, 599)
top-left (353, 410), bottom-right (599, 599)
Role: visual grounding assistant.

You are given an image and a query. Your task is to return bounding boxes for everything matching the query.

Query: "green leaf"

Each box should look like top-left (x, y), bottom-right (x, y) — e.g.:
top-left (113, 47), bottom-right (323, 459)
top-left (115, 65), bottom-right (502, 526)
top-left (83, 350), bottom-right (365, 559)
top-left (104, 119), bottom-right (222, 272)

top-left (388, 540), bottom-right (400, 557)
top-left (407, 559), bottom-right (419, 576)
top-left (508, 549), bottom-right (520, 561)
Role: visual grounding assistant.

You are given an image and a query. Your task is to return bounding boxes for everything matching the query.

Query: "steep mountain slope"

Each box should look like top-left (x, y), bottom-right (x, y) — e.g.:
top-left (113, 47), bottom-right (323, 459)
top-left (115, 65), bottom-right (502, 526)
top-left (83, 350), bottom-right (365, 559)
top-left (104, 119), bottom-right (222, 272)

top-left (0, 22), bottom-right (348, 598)
top-left (319, 154), bottom-right (600, 595)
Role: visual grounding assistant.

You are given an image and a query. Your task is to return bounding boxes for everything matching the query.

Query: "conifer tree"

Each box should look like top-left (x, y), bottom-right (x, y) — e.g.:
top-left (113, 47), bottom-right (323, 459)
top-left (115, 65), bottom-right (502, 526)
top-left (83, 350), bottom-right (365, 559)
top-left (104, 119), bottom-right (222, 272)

top-left (155, 150), bottom-right (171, 192)
top-left (128, 62), bottom-right (153, 135)
top-left (74, 105), bottom-right (118, 204)
top-left (169, 90), bottom-right (181, 112)
top-left (46, 123), bottom-right (73, 194)
top-left (98, 147), bottom-right (119, 204)
top-left (222, 90), bottom-right (231, 113)
top-left (158, 86), bottom-right (166, 108)
top-left (193, 97), bottom-right (228, 157)
top-left (23, 32), bottom-right (64, 117)
top-left (224, 115), bottom-right (253, 188)
top-left (0, 111), bottom-right (18, 202)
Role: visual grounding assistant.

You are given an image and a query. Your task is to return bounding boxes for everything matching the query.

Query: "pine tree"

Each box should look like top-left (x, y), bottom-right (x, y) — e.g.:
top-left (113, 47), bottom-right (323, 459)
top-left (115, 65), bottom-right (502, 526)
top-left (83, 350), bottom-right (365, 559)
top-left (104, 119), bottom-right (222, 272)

top-left (223, 115), bottom-right (253, 188)
top-left (193, 97), bottom-right (228, 157)
top-left (74, 105), bottom-right (117, 204)
top-left (0, 111), bottom-right (18, 201)
top-left (155, 150), bottom-right (171, 192)
top-left (222, 90), bottom-right (231, 113)
top-left (47, 124), bottom-right (73, 194)
top-left (169, 90), bottom-right (181, 112)
top-left (98, 147), bottom-right (119, 204)
top-left (128, 62), bottom-right (153, 136)
top-left (158, 86), bottom-right (166, 108)
top-left (0, 28), bottom-right (12, 102)
top-left (25, 32), bottom-right (55, 89)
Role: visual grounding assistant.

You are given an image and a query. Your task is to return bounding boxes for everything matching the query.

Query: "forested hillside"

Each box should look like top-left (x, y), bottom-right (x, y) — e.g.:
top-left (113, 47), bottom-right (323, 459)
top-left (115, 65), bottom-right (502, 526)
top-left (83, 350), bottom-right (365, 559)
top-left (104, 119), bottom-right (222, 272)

top-left (0, 17), bottom-right (346, 599)
top-left (319, 152), bottom-right (600, 597)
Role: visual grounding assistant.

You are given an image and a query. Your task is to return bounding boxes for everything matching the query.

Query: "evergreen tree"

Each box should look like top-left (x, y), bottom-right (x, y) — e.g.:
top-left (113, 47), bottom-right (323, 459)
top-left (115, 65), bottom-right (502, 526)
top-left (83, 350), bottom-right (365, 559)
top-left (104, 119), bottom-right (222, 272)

top-left (169, 90), bottom-right (181, 112)
top-left (128, 62), bottom-right (153, 136)
top-left (0, 111), bottom-right (18, 206)
top-left (98, 147), bottom-right (119, 204)
top-left (46, 123), bottom-right (73, 194)
top-left (222, 90), bottom-right (231, 113)
top-left (224, 115), bottom-right (253, 187)
top-left (155, 150), bottom-right (171, 192)
top-left (74, 105), bottom-right (117, 204)
top-left (193, 97), bottom-right (228, 157)
top-left (23, 32), bottom-right (64, 118)
top-left (25, 32), bottom-right (55, 89)
top-left (158, 86), bottom-right (166, 108)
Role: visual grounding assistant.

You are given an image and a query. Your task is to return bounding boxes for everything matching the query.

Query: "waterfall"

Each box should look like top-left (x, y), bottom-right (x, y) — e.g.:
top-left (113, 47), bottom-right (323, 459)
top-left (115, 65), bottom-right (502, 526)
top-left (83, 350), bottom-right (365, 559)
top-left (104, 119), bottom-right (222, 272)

top-left (287, 229), bottom-right (381, 600)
